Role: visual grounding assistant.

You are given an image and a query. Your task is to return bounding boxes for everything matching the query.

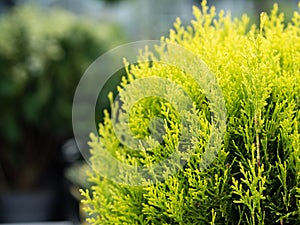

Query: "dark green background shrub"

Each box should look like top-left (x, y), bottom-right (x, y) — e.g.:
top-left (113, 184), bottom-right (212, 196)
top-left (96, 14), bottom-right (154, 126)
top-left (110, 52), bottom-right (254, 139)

top-left (0, 5), bottom-right (123, 190)
top-left (83, 1), bottom-right (300, 224)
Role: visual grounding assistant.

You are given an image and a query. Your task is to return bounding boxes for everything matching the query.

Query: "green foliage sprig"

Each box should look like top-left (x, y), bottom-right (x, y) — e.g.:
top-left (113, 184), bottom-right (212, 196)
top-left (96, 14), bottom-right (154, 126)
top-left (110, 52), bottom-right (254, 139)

top-left (83, 1), bottom-right (300, 224)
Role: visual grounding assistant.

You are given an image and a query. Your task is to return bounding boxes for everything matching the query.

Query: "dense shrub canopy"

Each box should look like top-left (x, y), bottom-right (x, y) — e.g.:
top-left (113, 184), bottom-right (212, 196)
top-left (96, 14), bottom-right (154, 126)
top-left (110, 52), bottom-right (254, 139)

top-left (83, 1), bottom-right (300, 224)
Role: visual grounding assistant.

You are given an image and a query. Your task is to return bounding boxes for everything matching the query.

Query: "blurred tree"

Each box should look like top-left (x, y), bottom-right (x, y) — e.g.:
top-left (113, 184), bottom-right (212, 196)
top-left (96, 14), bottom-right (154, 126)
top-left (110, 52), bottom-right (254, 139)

top-left (0, 5), bottom-right (125, 192)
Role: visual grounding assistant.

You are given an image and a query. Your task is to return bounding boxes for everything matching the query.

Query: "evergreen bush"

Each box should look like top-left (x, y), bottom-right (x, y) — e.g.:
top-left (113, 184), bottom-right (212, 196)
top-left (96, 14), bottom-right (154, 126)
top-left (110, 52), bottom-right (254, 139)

top-left (82, 1), bottom-right (300, 224)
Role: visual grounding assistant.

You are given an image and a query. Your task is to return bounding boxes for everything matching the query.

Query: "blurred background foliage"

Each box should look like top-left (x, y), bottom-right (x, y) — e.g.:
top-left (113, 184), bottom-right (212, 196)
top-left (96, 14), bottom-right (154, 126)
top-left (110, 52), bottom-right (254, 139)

top-left (0, 3), bottom-right (125, 191)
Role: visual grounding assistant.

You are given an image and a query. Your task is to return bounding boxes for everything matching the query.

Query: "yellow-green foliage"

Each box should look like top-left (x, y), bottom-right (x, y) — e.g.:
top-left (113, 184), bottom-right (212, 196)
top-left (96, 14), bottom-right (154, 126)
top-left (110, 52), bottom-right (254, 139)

top-left (83, 1), bottom-right (300, 224)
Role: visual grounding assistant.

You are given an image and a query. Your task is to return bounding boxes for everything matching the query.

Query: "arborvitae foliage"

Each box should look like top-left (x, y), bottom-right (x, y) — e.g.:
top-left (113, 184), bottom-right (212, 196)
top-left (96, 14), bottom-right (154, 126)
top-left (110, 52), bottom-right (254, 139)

top-left (82, 1), bottom-right (300, 224)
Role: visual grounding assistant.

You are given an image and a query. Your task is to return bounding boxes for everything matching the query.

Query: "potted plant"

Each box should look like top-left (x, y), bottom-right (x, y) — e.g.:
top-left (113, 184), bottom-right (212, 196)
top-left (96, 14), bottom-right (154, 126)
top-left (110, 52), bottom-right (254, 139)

top-left (81, 1), bottom-right (300, 224)
top-left (0, 4), bottom-right (124, 222)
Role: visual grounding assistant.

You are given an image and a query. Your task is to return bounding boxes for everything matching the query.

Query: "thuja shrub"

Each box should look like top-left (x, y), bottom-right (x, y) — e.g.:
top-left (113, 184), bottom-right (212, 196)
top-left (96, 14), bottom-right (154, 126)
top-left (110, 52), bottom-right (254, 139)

top-left (82, 1), bottom-right (300, 224)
